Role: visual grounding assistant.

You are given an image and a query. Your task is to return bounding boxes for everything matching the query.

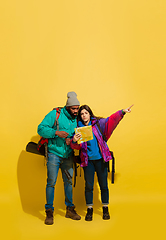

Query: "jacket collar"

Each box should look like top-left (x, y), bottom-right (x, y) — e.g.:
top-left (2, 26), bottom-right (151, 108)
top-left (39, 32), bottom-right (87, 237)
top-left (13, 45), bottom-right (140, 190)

top-left (63, 106), bottom-right (77, 121)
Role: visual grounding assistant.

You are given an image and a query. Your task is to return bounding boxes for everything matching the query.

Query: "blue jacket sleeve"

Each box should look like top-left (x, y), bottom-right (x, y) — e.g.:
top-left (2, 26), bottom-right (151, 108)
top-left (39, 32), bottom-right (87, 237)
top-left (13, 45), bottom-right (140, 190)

top-left (37, 110), bottom-right (57, 139)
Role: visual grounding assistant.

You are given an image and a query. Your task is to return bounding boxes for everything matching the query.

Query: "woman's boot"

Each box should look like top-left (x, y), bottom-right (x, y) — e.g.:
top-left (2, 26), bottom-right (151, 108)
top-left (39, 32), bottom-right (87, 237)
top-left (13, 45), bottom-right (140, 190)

top-left (85, 207), bottom-right (93, 221)
top-left (103, 206), bottom-right (110, 220)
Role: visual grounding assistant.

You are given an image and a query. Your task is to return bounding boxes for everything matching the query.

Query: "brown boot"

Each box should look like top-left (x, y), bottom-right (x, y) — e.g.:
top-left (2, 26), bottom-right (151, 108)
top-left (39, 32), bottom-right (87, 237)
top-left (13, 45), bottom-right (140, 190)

top-left (45, 208), bottom-right (54, 225)
top-left (65, 206), bottom-right (81, 220)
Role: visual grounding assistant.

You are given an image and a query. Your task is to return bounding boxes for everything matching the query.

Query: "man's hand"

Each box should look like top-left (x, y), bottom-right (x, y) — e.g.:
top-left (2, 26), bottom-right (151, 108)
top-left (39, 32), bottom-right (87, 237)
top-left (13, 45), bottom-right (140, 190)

top-left (123, 104), bottom-right (134, 113)
top-left (55, 131), bottom-right (69, 138)
top-left (65, 138), bottom-right (71, 145)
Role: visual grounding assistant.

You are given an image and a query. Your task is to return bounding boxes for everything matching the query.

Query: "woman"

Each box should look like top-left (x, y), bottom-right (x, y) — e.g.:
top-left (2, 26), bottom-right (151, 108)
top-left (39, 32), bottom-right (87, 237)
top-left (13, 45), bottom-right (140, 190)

top-left (70, 104), bottom-right (133, 221)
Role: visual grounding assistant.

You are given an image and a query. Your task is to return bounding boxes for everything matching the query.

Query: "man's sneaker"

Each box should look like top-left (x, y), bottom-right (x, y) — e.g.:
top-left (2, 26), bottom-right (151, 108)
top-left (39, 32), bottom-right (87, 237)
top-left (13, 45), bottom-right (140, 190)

top-left (65, 206), bottom-right (81, 220)
top-left (85, 207), bottom-right (93, 221)
top-left (45, 208), bottom-right (54, 225)
top-left (103, 206), bottom-right (110, 220)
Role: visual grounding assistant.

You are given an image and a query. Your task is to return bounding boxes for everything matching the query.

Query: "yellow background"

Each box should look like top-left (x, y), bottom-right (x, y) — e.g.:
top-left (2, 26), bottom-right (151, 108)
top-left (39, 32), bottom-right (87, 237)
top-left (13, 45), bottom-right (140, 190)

top-left (0, 0), bottom-right (166, 239)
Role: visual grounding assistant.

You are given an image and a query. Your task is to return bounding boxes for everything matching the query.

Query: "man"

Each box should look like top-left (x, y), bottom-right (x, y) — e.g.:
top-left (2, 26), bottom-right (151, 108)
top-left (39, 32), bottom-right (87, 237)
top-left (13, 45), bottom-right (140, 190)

top-left (37, 92), bottom-right (81, 225)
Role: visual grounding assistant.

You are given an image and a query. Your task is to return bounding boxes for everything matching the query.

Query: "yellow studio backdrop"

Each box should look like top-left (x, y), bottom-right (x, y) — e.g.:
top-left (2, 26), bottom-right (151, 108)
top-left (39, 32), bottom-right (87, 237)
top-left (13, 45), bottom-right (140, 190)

top-left (0, 0), bottom-right (166, 239)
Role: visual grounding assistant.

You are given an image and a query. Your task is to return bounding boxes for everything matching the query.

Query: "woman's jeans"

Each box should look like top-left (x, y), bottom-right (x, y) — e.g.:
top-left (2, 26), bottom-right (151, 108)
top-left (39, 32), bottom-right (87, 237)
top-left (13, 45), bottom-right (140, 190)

top-left (83, 159), bottom-right (109, 206)
top-left (45, 152), bottom-right (74, 211)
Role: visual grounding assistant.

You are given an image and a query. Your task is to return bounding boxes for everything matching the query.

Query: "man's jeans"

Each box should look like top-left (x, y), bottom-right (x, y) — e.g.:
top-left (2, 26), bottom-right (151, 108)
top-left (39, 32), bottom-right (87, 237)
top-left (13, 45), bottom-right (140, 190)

top-left (45, 152), bottom-right (74, 211)
top-left (83, 159), bottom-right (109, 206)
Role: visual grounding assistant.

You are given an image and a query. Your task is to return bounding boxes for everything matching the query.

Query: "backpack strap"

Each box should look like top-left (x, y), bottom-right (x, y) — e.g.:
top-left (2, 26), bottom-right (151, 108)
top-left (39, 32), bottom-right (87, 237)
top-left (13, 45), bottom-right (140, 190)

top-left (37, 107), bottom-right (62, 158)
top-left (53, 107), bottom-right (62, 131)
top-left (96, 120), bottom-right (107, 142)
top-left (73, 161), bottom-right (77, 187)
top-left (110, 151), bottom-right (115, 183)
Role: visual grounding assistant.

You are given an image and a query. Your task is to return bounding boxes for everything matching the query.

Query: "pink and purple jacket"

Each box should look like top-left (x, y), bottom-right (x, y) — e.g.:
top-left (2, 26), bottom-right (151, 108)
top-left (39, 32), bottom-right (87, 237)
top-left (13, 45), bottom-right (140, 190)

top-left (70, 110), bottom-right (125, 167)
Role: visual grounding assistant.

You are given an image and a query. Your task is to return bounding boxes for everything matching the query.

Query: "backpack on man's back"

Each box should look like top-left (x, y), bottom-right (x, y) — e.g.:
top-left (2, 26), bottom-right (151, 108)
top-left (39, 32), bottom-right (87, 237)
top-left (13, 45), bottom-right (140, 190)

top-left (26, 107), bottom-right (62, 158)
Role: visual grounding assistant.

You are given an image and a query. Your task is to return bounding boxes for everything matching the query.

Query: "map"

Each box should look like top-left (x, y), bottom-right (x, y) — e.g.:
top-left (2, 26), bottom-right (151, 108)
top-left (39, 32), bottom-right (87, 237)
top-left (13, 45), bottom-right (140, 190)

top-left (75, 125), bottom-right (93, 144)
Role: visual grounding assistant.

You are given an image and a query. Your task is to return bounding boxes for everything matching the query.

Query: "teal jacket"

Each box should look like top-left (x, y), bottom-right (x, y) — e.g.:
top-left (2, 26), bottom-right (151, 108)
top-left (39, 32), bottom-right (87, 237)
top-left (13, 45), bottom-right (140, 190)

top-left (37, 107), bottom-right (77, 158)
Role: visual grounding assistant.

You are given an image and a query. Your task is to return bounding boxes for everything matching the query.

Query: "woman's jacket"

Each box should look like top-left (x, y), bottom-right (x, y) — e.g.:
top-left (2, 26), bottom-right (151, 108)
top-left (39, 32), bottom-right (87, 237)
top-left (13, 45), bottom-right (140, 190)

top-left (70, 110), bottom-right (125, 167)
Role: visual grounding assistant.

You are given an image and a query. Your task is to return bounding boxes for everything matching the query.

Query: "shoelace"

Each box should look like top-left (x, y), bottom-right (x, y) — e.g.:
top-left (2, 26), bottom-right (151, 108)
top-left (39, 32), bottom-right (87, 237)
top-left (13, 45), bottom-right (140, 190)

top-left (71, 208), bottom-right (77, 214)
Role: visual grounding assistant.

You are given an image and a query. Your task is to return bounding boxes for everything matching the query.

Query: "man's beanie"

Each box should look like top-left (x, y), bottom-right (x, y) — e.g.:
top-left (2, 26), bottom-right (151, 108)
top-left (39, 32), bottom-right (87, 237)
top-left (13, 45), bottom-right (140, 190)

top-left (66, 91), bottom-right (80, 107)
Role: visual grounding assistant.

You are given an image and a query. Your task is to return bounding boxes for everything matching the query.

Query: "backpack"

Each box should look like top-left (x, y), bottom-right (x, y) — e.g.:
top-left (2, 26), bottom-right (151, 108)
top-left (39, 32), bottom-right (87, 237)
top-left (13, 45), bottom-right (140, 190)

top-left (26, 107), bottom-right (62, 158)
top-left (37, 107), bottom-right (62, 157)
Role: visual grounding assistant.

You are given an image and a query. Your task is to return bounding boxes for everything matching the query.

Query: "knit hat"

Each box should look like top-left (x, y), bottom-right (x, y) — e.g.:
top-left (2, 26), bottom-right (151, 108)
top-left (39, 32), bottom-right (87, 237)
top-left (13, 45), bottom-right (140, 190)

top-left (66, 91), bottom-right (80, 107)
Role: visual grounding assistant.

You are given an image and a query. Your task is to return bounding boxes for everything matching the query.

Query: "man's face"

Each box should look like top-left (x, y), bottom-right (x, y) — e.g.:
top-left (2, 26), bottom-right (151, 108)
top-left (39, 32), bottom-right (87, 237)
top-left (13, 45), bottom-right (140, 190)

top-left (67, 105), bottom-right (79, 117)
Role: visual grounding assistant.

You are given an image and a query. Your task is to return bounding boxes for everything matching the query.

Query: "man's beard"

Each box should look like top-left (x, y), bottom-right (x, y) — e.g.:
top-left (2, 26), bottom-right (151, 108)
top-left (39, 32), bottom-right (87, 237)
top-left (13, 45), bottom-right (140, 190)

top-left (68, 109), bottom-right (77, 118)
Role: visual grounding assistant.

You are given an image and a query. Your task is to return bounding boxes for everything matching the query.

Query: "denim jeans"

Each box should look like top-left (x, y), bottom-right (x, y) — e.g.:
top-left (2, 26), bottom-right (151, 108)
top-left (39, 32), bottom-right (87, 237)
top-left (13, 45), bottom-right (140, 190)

top-left (83, 159), bottom-right (109, 206)
top-left (45, 152), bottom-right (74, 211)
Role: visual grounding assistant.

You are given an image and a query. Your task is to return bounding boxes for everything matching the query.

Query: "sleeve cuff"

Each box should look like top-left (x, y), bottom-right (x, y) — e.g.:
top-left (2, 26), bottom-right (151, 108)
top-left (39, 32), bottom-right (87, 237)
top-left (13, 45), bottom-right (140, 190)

top-left (121, 110), bottom-right (126, 115)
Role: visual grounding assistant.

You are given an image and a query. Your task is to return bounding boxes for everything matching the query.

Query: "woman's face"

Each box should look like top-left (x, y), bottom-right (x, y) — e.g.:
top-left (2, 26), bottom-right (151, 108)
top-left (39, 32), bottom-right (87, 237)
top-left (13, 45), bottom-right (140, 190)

top-left (80, 109), bottom-right (91, 125)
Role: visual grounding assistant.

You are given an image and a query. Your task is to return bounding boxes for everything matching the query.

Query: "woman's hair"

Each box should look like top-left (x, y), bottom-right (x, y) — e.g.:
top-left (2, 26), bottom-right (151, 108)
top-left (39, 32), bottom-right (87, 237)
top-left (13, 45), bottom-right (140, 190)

top-left (77, 105), bottom-right (102, 123)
